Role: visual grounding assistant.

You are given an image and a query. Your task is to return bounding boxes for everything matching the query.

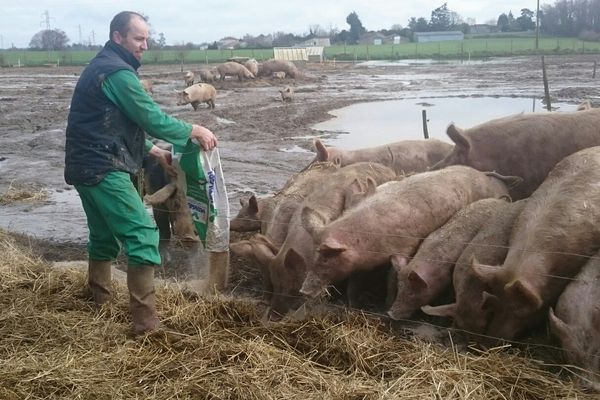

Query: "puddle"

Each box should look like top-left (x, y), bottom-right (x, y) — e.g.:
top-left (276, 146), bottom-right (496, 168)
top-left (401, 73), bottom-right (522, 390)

top-left (356, 58), bottom-right (505, 67)
top-left (312, 97), bottom-right (579, 149)
top-left (279, 145), bottom-right (313, 153)
top-left (216, 117), bottom-right (236, 125)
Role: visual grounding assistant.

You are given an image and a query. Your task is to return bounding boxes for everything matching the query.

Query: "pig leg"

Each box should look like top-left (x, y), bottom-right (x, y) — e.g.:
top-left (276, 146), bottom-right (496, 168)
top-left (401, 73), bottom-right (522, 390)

top-left (191, 101), bottom-right (200, 111)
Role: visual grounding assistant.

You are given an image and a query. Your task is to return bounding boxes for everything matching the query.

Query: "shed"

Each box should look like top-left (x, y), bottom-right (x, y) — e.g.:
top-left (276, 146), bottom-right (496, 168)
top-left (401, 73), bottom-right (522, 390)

top-left (414, 31), bottom-right (464, 43)
top-left (306, 46), bottom-right (325, 62)
top-left (274, 47), bottom-right (308, 62)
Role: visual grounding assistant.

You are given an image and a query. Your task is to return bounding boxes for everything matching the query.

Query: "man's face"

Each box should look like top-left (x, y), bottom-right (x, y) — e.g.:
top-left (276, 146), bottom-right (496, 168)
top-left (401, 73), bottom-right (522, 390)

top-left (112, 16), bottom-right (149, 61)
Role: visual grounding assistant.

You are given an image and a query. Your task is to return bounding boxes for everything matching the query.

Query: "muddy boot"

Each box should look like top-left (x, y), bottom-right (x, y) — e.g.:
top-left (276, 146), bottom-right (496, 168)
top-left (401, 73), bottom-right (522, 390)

top-left (88, 259), bottom-right (112, 304)
top-left (127, 265), bottom-right (160, 335)
top-left (206, 251), bottom-right (230, 293)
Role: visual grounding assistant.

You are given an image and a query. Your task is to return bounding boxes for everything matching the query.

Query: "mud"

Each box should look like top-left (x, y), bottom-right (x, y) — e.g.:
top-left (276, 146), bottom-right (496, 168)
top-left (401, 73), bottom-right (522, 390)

top-left (1, 54), bottom-right (598, 289)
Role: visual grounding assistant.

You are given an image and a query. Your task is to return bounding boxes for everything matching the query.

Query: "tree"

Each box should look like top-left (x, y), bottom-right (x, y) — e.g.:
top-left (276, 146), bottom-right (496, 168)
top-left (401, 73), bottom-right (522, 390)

top-left (497, 13), bottom-right (510, 32)
top-left (430, 3), bottom-right (452, 30)
top-left (408, 17), bottom-right (429, 32)
top-left (158, 32), bottom-right (166, 48)
top-left (29, 29), bottom-right (69, 50)
top-left (346, 11), bottom-right (366, 43)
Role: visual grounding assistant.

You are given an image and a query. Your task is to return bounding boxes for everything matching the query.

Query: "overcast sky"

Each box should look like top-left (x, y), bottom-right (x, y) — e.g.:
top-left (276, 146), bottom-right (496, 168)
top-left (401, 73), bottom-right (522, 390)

top-left (2, 1), bottom-right (544, 48)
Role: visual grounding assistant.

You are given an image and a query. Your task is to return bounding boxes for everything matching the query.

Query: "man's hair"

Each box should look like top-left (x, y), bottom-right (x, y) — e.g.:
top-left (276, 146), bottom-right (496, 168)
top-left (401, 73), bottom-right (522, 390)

top-left (109, 11), bottom-right (147, 40)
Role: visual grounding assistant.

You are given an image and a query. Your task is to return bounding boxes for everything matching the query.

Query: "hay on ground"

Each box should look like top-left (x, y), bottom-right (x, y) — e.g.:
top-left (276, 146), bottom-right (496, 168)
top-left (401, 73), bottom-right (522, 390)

top-left (0, 229), bottom-right (596, 399)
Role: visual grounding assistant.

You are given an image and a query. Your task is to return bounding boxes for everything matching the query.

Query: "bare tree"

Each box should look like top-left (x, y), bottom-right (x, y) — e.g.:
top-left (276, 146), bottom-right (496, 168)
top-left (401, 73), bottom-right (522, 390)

top-left (29, 29), bottom-right (69, 50)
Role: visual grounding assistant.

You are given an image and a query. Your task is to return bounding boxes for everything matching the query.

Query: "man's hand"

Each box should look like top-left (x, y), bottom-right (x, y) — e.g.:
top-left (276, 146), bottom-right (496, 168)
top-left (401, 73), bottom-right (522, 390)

top-left (190, 124), bottom-right (217, 150)
top-left (148, 144), bottom-right (176, 176)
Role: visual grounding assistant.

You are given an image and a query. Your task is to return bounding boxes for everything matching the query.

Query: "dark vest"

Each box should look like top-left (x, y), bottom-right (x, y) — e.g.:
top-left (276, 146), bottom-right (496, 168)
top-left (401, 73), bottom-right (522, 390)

top-left (64, 40), bottom-right (145, 185)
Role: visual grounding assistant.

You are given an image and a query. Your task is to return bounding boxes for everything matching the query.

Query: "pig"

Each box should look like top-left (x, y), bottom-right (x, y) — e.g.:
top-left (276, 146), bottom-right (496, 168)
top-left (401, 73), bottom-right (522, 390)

top-left (421, 200), bottom-right (527, 337)
top-left (280, 86), bottom-right (294, 102)
top-left (387, 197), bottom-right (510, 320)
top-left (177, 83), bottom-right (216, 110)
top-left (139, 78), bottom-right (153, 95)
top-left (244, 58), bottom-right (259, 77)
top-left (229, 195), bottom-right (270, 232)
top-left (217, 61), bottom-right (255, 81)
top-left (258, 59), bottom-right (300, 79)
top-left (300, 165), bottom-right (521, 299)
top-left (184, 70), bottom-right (194, 87)
top-left (198, 68), bottom-right (219, 83)
top-left (549, 251), bottom-right (600, 391)
top-left (247, 162), bottom-right (397, 320)
top-left (432, 108), bottom-right (600, 199)
top-left (272, 71), bottom-right (286, 79)
top-left (468, 146), bottom-right (600, 340)
top-left (307, 138), bottom-right (453, 176)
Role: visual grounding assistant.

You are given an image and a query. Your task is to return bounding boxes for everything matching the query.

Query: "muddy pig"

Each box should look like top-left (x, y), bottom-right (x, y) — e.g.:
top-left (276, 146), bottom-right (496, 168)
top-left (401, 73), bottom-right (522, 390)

top-left (199, 68), bottom-right (219, 83)
top-left (469, 146), bottom-right (600, 340)
top-left (300, 165), bottom-right (521, 298)
top-left (258, 59), bottom-right (300, 78)
top-left (432, 108), bottom-right (600, 199)
top-left (249, 162), bottom-right (397, 320)
top-left (217, 61), bottom-right (255, 81)
top-left (280, 86), bottom-right (294, 102)
top-left (184, 70), bottom-right (194, 87)
top-left (387, 197), bottom-right (509, 320)
top-left (422, 200), bottom-right (526, 338)
top-left (307, 138), bottom-right (452, 176)
top-left (549, 251), bottom-right (600, 392)
top-left (177, 83), bottom-right (216, 110)
top-left (244, 58), bottom-right (259, 77)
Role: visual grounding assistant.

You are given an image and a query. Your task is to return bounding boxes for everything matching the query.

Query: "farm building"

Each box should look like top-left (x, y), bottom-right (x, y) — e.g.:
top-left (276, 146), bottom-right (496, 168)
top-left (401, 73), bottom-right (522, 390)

top-left (274, 47), bottom-right (308, 62)
top-left (302, 37), bottom-right (331, 47)
top-left (414, 31), bottom-right (464, 42)
top-left (470, 24), bottom-right (499, 34)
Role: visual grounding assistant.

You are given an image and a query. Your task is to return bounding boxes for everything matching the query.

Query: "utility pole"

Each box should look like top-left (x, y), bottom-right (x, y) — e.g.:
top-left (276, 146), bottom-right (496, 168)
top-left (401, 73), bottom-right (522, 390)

top-left (535, 0), bottom-right (540, 50)
top-left (41, 10), bottom-right (51, 30)
top-left (91, 30), bottom-right (95, 46)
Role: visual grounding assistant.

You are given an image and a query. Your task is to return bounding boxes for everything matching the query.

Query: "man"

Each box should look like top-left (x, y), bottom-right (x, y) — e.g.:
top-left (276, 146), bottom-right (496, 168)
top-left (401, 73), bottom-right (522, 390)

top-left (64, 11), bottom-right (216, 335)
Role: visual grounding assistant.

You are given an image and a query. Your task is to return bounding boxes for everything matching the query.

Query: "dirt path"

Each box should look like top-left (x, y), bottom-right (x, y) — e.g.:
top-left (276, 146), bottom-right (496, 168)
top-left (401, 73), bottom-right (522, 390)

top-left (1, 54), bottom-right (598, 280)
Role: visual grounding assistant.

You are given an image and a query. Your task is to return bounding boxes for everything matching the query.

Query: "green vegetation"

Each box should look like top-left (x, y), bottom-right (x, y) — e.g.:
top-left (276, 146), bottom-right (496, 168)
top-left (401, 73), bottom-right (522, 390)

top-left (1, 37), bottom-right (600, 67)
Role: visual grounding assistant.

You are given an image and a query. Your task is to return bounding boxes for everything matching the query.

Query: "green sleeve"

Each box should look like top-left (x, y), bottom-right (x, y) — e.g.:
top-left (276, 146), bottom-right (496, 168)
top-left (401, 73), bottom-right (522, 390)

top-left (144, 139), bottom-right (154, 152)
top-left (102, 69), bottom-right (192, 148)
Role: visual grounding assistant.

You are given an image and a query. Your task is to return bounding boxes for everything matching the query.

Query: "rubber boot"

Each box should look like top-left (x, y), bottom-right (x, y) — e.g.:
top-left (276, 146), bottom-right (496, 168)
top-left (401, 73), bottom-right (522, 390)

top-left (206, 251), bottom-right (230, 293)
top-left (88, 259), bottom-right (112, 304)
top-left (127, 265), bottom-right (160, 335)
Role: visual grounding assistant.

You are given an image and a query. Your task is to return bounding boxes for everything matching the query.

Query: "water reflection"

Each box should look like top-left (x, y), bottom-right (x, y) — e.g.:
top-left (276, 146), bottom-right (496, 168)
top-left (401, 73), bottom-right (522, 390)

top-left (312, 97), bottom-right (578, 149)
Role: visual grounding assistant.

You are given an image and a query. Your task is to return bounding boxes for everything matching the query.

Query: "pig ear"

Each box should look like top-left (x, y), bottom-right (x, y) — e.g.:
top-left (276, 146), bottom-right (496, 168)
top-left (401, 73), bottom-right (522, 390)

top-left (313, 139), bottom-right (329, 161)
top-left (343, 179), bottom-right (364, 209)
top-left (301, 206), bottom-right (327, 238)
top-left (144, 182), bottom-right (177, 205)
top-left (283, 248), bottom-right (306, 272)
top-left (485, 171), bottom-right (523, 189)
top-left (248, 195), bottom-right (259, 214)
top-left (390, 255), bottom-right (409, 273)
top-left (364, 177), bottom-right (377, 196)
top-left (421, 303), bottom-right (456, 318)
top-left (239, 197), bottom-right (247, 207)
top-left (505, 279), bottom-right (543, 312)
top-left (481, 290), bottom-right (500, 311)
top-left (548, 307), bottom-right (571, 341)
top-left (407, 270), bottom-right (428, 290)
top-left (319, 238), bottom-right (347, 256)
top-left (471, 257), bottom-right (500, 287)
top-left (446, 124), bottom-right (470, 150)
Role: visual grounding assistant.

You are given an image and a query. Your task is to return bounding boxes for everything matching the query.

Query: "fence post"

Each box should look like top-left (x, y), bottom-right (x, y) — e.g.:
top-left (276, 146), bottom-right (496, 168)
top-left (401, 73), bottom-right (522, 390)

top-left (541, 55), bottom-right (551, 111)
top-left (593, 60), bottom-right (597, 79)
top-left (422, 110), bottom-right (429, 139)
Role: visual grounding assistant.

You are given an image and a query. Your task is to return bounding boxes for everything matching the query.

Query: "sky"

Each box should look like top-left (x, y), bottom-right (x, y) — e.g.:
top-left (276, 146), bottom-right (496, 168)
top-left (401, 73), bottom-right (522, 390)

top-left (1, 1), bottom-right (544, 49)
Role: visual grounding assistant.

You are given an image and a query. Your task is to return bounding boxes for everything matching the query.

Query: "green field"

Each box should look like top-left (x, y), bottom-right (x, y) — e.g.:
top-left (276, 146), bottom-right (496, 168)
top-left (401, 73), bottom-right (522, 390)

top-left (1, 37), bottom-right (599, 67)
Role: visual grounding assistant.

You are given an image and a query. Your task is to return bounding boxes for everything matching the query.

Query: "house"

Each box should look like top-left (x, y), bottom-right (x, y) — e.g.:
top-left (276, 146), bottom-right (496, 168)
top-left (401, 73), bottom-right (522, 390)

top-left (470, 24), bottom-right (499, 34)
top-left (413, 31), bottom-right (464, 43)
top-left (302, 37), bottom-right (331, 47)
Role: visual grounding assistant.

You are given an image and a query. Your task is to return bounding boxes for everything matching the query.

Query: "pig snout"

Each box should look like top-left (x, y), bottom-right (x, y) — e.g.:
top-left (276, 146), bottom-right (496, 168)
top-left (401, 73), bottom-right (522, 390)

top-left (299, 271), bottom-right (325, 298)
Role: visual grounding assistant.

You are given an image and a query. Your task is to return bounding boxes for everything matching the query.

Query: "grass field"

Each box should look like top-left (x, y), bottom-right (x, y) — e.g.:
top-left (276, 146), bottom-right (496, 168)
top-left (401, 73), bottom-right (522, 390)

top-left (1, 37), bottom-right (599, 67)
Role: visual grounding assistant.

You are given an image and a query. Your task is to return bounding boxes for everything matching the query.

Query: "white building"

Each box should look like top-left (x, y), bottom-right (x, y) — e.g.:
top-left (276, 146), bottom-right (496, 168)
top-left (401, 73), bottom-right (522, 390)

top-left (413, 31), bottom-right (464, 43)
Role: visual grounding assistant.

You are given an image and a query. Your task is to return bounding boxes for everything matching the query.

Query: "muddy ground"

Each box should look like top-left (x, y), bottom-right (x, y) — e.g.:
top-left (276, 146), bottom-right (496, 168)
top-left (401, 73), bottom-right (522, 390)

top-left (1, 54), bottom-right (599, 295)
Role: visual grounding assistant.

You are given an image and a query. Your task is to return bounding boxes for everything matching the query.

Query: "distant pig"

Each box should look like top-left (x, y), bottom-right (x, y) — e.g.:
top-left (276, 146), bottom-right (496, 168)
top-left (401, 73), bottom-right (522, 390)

top-left (300, 166), bottom-right (521, 298)
top-left (244, 58), bottom-right (259, 77)
top-left (280, 86), bottom-right (294, 102)
top-left (469, 146), bottom-right (600, 340)
top-left (432, 108), bottom-right (600, 199)
top-left (549, 251), bottom-right (600, 391)
top-left (184, 70), bottom-right (194, 87)
top-left (422, 200), bottom-right (526, 337)
top-left (258, 59), bottom-right (300, 79)
top-left (387, 197), bottom-right (509, 320)
top-left (307, 138), bottom-right (453, 176)
top-left (177, 83), bottom-right (216, 110)
top-left (199, 68), bottom-right (219, 83)
top-left (217, 61), bottom-right (255, 81)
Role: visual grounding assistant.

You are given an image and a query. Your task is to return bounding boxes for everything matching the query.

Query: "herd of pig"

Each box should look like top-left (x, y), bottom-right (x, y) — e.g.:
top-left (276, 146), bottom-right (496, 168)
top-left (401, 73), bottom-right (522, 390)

top-left (228, 104), bottom-right (600, 390)
top-left (171, 58), bottom-right (298, 109)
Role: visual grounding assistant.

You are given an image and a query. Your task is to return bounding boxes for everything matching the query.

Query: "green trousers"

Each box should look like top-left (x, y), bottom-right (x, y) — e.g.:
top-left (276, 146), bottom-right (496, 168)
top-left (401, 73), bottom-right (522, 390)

top-left (75, 171), bottom-right (161, 266)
